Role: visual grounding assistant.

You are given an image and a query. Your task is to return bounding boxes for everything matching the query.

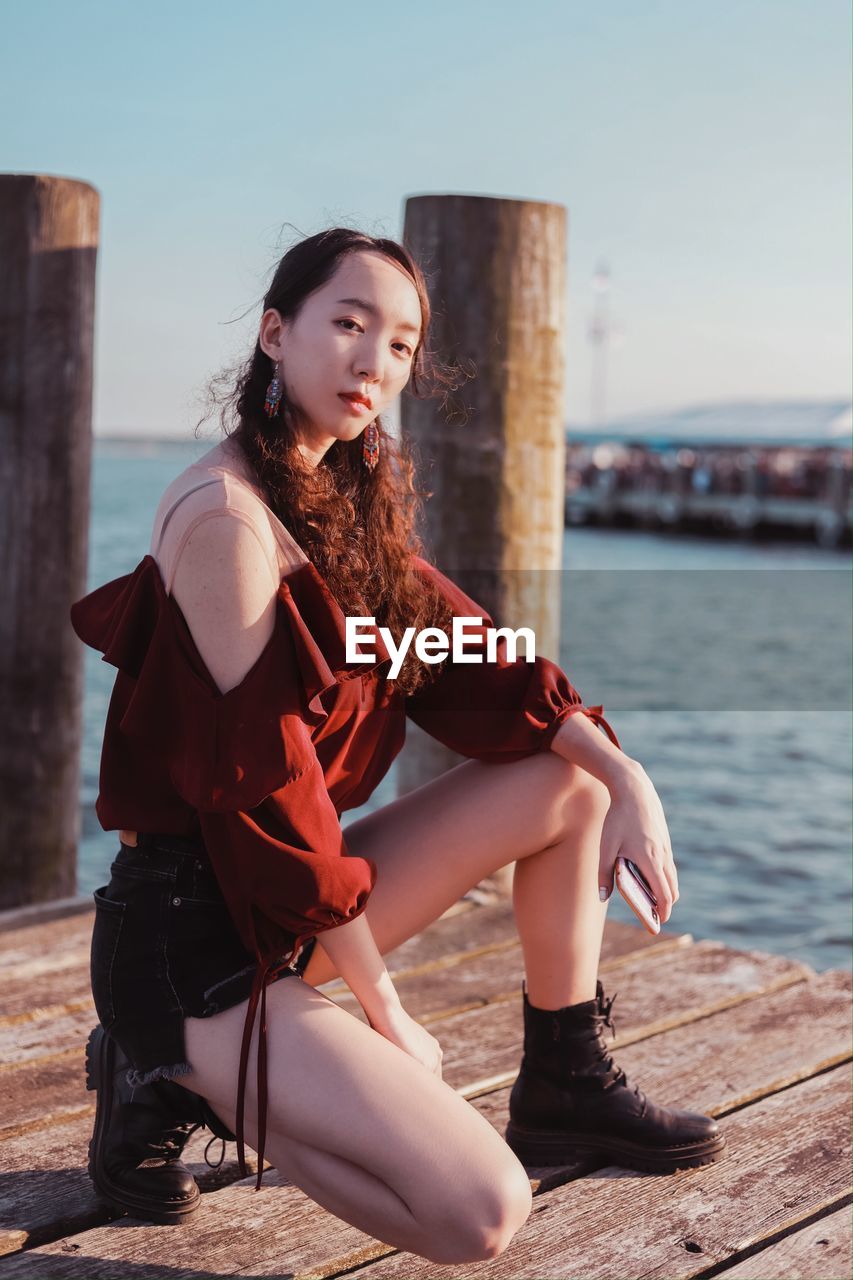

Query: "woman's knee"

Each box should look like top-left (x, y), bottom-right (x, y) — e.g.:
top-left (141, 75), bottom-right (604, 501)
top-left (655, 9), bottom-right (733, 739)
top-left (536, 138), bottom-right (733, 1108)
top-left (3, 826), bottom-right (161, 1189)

top-left (422, 1155), bottom-right (532, 1262)
top-left (476, 1163), bottom-right (533, 1257)
top-left (539, 754), bottom-right (611, 847)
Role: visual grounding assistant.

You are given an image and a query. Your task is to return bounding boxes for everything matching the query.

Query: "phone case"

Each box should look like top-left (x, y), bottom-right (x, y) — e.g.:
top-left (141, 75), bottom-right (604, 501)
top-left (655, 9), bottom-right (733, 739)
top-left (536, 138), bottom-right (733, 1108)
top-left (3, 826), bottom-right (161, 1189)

top-left (614, 856), bottom-right (660, 935)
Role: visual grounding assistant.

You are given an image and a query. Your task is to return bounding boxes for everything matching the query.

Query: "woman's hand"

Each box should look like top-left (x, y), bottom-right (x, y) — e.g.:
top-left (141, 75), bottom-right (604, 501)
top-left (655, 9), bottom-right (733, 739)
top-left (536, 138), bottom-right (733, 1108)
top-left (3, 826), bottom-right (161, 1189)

top-left (367, 1004), bottom-right (445, 1079)
top-left (599, 763), bottom-right (680, 922)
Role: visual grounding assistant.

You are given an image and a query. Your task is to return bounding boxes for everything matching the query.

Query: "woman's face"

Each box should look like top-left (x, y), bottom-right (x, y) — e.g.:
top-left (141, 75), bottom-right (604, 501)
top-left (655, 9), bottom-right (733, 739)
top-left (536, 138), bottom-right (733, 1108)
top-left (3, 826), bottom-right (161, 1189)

top-left (259, 250), bottom-right (423, 469)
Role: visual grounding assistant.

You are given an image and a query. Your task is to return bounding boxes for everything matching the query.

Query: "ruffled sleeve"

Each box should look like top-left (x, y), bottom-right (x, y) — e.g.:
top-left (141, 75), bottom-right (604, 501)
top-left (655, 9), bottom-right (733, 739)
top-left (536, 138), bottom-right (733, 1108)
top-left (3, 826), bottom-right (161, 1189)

top-left (70, 553), bottom-right (394, 1186)
top-left (404, 556), bottom-right (622, 758)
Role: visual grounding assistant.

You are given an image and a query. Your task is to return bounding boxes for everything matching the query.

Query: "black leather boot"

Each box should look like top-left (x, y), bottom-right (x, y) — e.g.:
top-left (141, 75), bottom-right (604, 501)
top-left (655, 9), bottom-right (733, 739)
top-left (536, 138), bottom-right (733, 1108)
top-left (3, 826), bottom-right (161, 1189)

top-left (85, 1025), bottom-right (232, 1223)
top-left (504, 979), bottom-right (727, 1172)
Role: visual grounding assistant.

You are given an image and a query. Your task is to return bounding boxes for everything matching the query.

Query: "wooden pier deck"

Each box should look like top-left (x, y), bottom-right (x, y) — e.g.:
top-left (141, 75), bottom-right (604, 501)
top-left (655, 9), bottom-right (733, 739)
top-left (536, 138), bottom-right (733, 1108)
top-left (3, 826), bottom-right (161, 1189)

top-left (1, 896), bottom-right (850, 1279)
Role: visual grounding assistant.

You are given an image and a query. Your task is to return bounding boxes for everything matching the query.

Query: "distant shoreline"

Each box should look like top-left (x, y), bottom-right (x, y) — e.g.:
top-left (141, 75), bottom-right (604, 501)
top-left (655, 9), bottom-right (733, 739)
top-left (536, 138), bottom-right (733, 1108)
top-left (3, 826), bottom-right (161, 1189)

top-left (94, 434), bottom-right (214, 445)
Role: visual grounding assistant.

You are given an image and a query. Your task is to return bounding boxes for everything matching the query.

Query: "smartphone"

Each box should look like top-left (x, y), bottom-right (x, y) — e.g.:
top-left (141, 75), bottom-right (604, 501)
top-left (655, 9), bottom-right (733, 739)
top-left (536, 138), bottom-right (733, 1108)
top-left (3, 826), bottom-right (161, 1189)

top-left (614, 856), bottom-right (660, 935)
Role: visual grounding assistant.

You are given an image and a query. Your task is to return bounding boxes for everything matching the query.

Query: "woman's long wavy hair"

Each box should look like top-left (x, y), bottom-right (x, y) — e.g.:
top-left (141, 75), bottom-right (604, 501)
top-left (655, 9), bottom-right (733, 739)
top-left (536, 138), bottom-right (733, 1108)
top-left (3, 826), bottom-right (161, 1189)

top-left (196, 227), bottom-right (465, 696)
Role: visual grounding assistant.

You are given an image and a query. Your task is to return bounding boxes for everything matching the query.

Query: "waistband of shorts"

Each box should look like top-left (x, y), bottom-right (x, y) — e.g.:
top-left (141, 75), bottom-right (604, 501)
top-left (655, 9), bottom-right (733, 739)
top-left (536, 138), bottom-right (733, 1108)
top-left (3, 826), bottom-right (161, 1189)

top-left (133, 830), bottom-right (209, 858)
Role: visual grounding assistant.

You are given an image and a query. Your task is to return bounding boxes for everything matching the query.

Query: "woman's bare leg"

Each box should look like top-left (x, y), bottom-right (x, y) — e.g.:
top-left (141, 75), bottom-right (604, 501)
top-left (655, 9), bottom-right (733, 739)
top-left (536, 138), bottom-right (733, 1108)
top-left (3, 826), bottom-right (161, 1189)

top-left (182, 752), bottom-right (607, 1261)
top-left (512, 776), bottom-right (611, 1008)
top-left (182, 977), bottom-right (532, 1264)
top-left (305, 751), bottom-right (612, 1009)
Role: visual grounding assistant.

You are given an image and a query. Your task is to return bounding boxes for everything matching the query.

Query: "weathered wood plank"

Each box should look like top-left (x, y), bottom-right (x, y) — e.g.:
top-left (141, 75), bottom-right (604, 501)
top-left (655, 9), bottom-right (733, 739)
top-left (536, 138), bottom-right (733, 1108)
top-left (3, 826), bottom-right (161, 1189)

top-left (377, 895), bottom-right (687, 973)
top-left (322, 917), bottom-right (692, 1024)
top-left (718, 1203), bottom-right (852, 1279)
top-left (0, 896), bottom-right (683, 982)
top-left (0, 896), bottom-right (473, 972)
top-left (0, 914), bottom-right (93, 973)
top-left (0, 870), bottom-right (843, 1279)
top-left (0, 1119), bottom-right (254, 1255)
top-left (0, 931), bottom-right (786, 1138)
top-left (0, 1166), bottom-right (390, 1278)
top-left (419, 940), bottom-right (817, 1097)
top-left (0, 897), bottom-right (92, 937)
top-left (0, 905), bottom-right (686, 1023)
top-left (1, 970), bottom-right (848, 1264)
top-left (1, 990), bottom-right (93, 1028)
top-left (0, 1058), bottom-right (93, 1139)
top-left (0, 1059), bottom-right (848, 1278)
top-left (0, 1008), bottom-right (97, 1071)
top-left (329, 1064), bottom-right (853, 1280)
top-left (332, 935), bottom-right (809, 1033)
top-left (0, 935), bottom-right (810, 1134)
top-left (0, 909), bottom-right (685, 1074)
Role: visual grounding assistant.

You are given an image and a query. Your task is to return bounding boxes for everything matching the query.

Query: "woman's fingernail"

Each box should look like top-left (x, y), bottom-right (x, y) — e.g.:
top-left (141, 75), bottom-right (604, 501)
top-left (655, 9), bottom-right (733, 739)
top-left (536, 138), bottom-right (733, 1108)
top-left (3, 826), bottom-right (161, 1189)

top-left (599, 886), bottom-right (609, 901)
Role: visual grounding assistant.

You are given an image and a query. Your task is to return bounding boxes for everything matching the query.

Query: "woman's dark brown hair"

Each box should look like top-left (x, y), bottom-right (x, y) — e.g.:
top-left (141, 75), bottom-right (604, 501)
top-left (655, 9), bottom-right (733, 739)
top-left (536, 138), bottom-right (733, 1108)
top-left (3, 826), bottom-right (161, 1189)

top-left (196, 226), bottom-right (465, 696)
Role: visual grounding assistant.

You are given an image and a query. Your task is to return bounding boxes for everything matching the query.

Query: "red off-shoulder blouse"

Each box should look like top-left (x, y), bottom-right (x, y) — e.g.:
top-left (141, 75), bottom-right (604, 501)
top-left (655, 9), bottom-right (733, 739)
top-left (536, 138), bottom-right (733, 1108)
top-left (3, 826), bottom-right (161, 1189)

top-left (69, 549), bottom-right (620, 1184)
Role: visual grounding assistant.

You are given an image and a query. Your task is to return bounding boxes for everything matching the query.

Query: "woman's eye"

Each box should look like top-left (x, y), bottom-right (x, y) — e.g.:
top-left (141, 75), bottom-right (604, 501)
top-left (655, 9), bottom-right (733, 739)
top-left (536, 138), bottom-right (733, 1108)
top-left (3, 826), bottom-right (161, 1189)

top-left (337, 319), bottom-right (411, 357)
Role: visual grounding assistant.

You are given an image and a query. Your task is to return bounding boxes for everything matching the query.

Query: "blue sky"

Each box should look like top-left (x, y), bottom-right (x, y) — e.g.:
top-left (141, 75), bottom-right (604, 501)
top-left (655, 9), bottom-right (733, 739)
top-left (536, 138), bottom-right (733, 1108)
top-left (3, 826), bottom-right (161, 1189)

top-left (3, 0), bottom-right (850, 436)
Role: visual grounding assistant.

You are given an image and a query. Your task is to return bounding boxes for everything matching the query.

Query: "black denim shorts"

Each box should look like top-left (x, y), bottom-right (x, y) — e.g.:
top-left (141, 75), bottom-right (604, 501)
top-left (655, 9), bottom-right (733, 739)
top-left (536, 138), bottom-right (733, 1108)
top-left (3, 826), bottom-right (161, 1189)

top-left (90, 830), bottom-right (317, 1087)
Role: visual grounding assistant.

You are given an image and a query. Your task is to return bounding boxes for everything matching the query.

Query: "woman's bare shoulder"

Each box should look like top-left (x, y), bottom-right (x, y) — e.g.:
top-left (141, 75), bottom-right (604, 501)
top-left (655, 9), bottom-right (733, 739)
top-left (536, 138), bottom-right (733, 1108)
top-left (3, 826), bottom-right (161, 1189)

top-left (170, 511), bottom-right (281, 696)
top-left (154, 454), bottom-right (279, 569)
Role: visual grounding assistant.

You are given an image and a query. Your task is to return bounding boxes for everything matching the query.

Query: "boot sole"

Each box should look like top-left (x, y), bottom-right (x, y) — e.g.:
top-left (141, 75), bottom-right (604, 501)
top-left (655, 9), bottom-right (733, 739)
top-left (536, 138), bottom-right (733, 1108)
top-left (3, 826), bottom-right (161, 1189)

top-left (504, 1121), bottom-right (727, 1173)
top-left (85, 1027), bottom-right (201, 1225)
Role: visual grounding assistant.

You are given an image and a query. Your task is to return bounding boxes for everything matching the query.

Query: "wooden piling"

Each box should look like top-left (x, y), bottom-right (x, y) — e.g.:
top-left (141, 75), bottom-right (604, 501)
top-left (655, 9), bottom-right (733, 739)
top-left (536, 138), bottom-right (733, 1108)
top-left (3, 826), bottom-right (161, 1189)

top-left (398, 194), bottom-right (568, 807)
top-left (0, 175), bottom-right (100, 908)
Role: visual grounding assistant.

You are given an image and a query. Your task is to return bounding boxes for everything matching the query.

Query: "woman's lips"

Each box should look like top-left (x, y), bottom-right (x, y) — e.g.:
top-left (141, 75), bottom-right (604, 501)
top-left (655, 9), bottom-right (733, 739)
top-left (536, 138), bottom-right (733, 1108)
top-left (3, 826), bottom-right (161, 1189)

top-left (338, 394), bottom-right (371, 415)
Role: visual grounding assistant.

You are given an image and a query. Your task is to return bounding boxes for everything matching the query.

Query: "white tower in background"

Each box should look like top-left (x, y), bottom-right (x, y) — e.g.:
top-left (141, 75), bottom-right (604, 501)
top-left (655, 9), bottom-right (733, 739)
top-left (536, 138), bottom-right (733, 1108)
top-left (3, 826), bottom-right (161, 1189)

top-left (587, 259), bottom-right (612, 429)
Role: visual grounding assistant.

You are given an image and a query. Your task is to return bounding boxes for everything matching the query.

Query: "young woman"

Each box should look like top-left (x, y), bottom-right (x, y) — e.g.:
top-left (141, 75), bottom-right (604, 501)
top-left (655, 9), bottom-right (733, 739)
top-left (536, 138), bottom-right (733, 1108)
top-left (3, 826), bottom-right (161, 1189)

top-left (71, 227), bottom-right (724, 1263)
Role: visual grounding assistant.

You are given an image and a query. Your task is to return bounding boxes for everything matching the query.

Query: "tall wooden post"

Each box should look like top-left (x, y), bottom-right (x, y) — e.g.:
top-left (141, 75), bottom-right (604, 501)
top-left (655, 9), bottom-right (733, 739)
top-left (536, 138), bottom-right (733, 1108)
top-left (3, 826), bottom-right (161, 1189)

top-left (0, 175), bottom-right (99, 908)
top-left (398, 194), bottom-right (568, 825)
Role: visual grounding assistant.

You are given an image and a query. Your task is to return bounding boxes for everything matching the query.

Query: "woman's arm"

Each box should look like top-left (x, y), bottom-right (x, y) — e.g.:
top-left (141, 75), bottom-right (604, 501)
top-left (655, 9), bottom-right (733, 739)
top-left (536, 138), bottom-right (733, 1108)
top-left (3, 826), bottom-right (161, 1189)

top-left (318, 912), bottom-right (444, 1075)
top-left (550, 712), bottom-right (679, 920)
top-left (549, 710), bottom-right (642, 789)
top-left (315, 911), bottom-right (401, 1026)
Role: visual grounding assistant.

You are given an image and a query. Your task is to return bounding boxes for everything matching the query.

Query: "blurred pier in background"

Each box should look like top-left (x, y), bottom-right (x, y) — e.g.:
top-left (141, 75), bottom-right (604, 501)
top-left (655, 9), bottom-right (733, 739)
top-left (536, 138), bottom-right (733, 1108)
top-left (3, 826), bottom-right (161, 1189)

top-left (565, 399), bottom-right (853, 548)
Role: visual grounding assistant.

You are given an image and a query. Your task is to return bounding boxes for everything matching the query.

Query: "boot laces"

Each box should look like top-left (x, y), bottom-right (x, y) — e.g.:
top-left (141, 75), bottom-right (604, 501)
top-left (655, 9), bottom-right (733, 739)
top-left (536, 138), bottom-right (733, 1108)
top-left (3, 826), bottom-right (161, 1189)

top-left (204, 1136), bottom-right (228, 1170)
top-left (600, 993), bottom-right (617, 1035)
top-left (150, 1119), bottom-right (203, 1161)
top-left (147, 1120), bottom-right (230, 1169)
top-left (597, 990), bottom-right (647, 1116)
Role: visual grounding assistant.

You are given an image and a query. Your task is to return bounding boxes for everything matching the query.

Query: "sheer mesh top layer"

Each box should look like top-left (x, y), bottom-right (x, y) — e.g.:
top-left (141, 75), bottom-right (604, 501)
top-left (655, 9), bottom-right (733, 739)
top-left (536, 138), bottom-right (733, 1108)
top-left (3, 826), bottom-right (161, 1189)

top-left (151, 437), bottom-right (308, 594)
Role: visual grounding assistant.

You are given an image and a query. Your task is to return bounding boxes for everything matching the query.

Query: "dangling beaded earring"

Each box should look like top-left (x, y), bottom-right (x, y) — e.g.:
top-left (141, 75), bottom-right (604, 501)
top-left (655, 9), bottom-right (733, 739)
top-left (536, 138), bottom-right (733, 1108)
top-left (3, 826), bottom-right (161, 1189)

top-left (264, 362), bottom-right (283, 419)
top-left (362, 421), bottom-right (380, 472)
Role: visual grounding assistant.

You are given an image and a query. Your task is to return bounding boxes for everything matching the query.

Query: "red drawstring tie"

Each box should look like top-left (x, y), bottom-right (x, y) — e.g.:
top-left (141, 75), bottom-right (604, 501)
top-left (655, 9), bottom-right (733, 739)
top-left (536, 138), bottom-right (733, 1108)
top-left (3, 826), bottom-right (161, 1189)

top-left (235, 933), bottom-right (312, 1190)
